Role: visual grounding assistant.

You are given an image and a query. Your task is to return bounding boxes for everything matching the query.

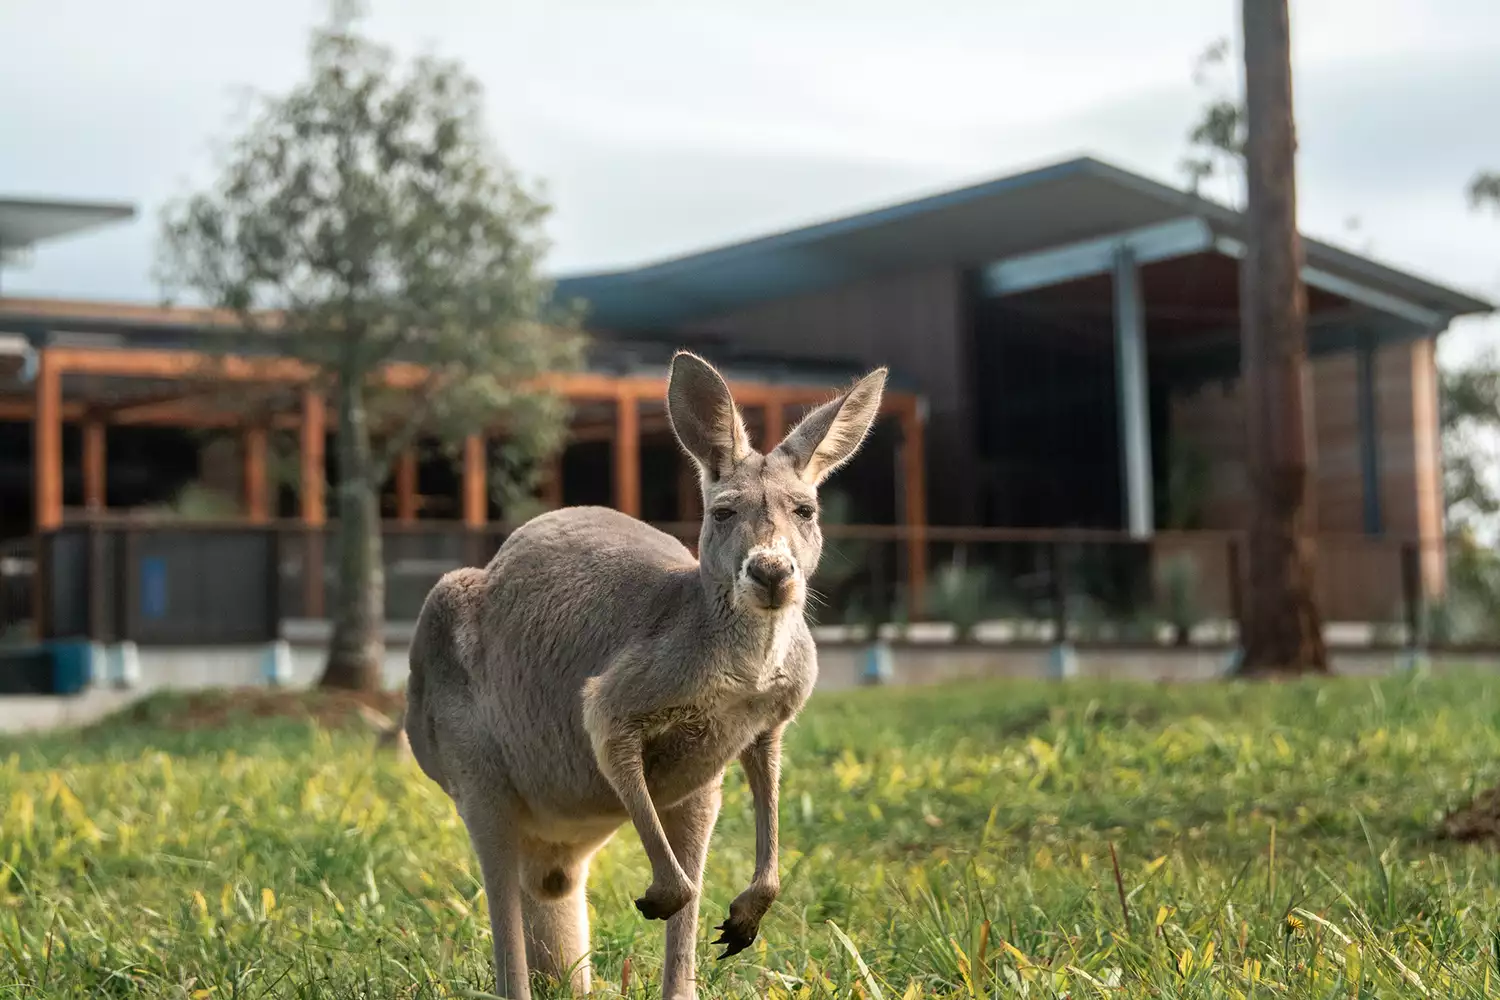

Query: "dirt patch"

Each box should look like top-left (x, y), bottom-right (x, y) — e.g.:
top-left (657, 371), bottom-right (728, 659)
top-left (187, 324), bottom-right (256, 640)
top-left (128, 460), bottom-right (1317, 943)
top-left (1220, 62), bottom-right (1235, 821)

top-left (1439, 784), bottom-right (1500, 845)
top-left (129, 688), bottom-right (408, 732)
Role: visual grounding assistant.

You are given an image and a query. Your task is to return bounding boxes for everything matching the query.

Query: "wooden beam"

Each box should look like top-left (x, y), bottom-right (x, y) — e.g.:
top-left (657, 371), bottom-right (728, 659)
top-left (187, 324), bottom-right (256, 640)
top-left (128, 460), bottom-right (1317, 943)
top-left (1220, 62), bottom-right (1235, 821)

top-left (614, 391), bottom-right (641, 518)
top-left (463, 435), bottom-right (487, 527)
top-left (900, 399), bottom-right (929, 619)
top-left (82, 416), bottom-right (107, 512)
top-left (395, 449), bottom-right (419, 523)
top-left (243, 425), bottom-right (269, 523)
top-left (763, 394), bottom-right (786, 451)
top-left (41, 344), bottom-right (919, 414)
top-left (110, 401), bottom-right (240, 427)
top-left (0, 394), bottom-right (296, 429)
top-left (117, 401), bottom-right (301, 430)
top-left (299, 389), bottom-right (326, 526)
top-left (569, 411), bottom-right (675, 444)
top-left (0, 399), bottom-right (86, 422)
top-left (49, 346), bottom-right (314, 382)
top-left (0, 295), bottom-right (255, 329)
top-left (34, 350), bottom-right (62, 531)
top-left (102, 386), bottom-right (216, 418)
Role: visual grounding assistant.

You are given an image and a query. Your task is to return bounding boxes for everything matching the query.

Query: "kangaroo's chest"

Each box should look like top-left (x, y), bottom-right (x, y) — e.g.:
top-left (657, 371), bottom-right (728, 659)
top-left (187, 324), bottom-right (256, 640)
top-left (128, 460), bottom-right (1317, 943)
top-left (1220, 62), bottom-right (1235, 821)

top-left (640, 664), bottom-right (808, 800)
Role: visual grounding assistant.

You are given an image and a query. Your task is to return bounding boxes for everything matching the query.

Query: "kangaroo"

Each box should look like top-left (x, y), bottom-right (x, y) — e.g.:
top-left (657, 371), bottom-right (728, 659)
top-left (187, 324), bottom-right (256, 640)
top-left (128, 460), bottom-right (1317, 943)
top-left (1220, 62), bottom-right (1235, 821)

top-left (402, 351), bottom-right (887, 999)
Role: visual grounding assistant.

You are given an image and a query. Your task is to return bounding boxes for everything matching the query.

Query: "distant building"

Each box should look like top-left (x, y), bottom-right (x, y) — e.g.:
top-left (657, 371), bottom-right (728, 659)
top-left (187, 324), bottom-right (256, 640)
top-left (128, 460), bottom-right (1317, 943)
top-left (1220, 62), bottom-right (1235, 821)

top-left (558, 156), bottom-right (1490, 538)
top-left (0, 155), bottom-right (1492, 639)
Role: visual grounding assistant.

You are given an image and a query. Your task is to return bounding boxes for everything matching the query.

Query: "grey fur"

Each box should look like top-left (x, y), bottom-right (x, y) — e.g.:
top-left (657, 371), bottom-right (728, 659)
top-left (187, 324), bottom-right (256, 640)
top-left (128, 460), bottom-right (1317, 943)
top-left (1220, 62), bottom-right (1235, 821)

top-left (403, 351), bottom-right (887, 999)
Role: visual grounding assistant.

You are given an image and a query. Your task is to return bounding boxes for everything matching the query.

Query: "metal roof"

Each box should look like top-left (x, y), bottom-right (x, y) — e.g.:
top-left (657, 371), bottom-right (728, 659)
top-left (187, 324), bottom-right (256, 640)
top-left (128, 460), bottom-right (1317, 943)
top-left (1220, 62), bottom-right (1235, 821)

top-left (0, 197), bottom-right (136, 252)
top-left (555, 155), bottom-right (1495, 330)
top-left (587, 332), bottom-right (913, 392)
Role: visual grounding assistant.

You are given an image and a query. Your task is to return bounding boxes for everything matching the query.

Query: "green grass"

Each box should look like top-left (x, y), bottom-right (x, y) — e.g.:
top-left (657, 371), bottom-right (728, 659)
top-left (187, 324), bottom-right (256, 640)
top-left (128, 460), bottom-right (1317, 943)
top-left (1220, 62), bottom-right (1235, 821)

top-left (5, 671), bottom-right (1500, 997)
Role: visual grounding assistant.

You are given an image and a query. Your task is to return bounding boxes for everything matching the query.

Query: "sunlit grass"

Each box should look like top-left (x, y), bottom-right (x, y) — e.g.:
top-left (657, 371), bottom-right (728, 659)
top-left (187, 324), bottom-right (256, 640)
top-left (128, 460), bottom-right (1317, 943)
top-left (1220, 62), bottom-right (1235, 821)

top-left (4, 670), bottom-right (1500, 997)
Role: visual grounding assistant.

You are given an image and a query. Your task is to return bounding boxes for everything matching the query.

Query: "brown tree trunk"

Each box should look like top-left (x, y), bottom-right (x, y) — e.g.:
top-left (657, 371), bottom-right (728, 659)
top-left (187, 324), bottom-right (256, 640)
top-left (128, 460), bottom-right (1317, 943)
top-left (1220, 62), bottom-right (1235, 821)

top-left (319, 381), bottom-right (386, 690)
top-left (1238, 0), bottom-right (1328, 674)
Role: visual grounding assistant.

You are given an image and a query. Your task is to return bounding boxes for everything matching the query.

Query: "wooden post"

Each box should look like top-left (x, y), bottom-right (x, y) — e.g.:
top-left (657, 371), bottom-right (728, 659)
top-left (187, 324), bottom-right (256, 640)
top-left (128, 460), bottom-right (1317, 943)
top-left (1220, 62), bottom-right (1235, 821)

top-left (243, 424), bottom-right (269, 523)
top-left (614, 391), bottom-right (641, 518)
top-left (1400, 541), bottom-right (1424, 649)
top-left (677, 456), bottom-right (700, 524)
top-left (763, 395), bottom-right (786, 451)
top-left (82, 415), bottom-right (107, 513)
top-left (1227, 536), bottom-right (1245, 633)
top-left (34, 348), bottom-right (63, 531)
top-left (463, 434), bottom-right (487, 528)
top-left (1409, 338), bottom-right (1447, 598)
top-left (299, 389), bottom-right (326, 526)
top-left (540, 453), bottom-right (563, 510)
top-left (86, 523), bottom-right (106, 640)
top-left (1048, 541), bottom-right (1069, 644)
top-left (395, 448), bottom-right (419, 523)
top-left (299, 389), bottom-right (326, 620)
top-left (899, 399), bottom-right (928, 619)
top-left (1239, 0), bottom-right (1327, 672)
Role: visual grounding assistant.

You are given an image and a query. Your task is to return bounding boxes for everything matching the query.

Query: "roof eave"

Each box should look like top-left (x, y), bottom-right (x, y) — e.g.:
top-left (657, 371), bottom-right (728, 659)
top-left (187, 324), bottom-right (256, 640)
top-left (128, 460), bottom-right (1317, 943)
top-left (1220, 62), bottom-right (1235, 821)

top-left (0, 198), bottom-right (137, 251)
top-left (1074, 159), bottom-right (1495, 320)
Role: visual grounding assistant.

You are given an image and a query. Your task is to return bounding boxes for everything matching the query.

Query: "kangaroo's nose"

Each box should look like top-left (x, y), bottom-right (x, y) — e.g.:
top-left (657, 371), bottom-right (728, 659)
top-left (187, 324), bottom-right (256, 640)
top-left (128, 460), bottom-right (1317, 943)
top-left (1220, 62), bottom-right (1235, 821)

top-left (746, 556), bottom-right (795, 591)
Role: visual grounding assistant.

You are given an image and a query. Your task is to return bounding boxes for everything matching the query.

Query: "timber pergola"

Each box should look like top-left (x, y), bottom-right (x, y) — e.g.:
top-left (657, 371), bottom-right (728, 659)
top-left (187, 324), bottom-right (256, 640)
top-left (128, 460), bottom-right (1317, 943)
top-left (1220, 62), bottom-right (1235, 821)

top-left (23, 343), bottom-right (930, 608)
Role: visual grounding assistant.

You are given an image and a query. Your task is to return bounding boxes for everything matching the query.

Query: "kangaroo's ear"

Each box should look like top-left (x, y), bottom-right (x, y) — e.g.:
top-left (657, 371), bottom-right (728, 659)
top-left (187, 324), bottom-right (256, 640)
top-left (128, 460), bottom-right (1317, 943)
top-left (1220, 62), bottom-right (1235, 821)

top-left (667, 351), bottom-right (751, 482)
top-left (773, 367), bottom-right (888, 486)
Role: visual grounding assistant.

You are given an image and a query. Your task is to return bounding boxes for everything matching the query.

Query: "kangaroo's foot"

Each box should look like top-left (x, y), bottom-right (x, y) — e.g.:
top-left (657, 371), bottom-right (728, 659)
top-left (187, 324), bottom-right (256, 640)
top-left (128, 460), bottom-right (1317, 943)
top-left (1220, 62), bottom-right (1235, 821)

top-left (634, 875), bottom-right (695, 921)
top-left (713, 884), bottom-right (777, 959)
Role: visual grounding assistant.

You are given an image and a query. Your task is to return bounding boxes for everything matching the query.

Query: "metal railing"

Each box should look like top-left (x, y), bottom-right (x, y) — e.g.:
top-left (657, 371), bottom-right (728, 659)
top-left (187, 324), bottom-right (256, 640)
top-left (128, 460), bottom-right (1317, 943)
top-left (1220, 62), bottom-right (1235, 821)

top-left (9, 517), bottom-right (1482, 651)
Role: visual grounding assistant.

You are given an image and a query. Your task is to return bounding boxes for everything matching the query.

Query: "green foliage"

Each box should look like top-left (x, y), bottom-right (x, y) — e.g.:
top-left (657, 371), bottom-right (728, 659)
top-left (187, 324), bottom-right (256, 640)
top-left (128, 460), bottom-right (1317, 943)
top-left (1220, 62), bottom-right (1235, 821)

top-left (1446, 170), bottom-right (1500, 535)
top-left (1425, 533), bottom-right (1500, 646)
top-left (1155, 552), bottom-right (1204, 645)
top-left (139, 482), bottom-right (244, 521)
top-left (1179, 38), bottom-right (1245, 205)
top-left (1410, 170), bottom-right (1500, 641)
top-left (1164, 440), bottom-right (1212, 531)
top-left (810, 490), bottom-right (888, 635)
top-left (6, 674), bottom-right (1500, 996)
top-left (1440, 350), bottom-right (1500, 533)
top-left (1469, 171), bottom-right (1500, 213)
top-left (1435, 178), bottom-right (1500, 632)
top-left (155, 1), bottom-right (584, 684)
top-left (155, 0), bottom-right (584, 496)
top-left (924, 560), bottom-right (997, 642)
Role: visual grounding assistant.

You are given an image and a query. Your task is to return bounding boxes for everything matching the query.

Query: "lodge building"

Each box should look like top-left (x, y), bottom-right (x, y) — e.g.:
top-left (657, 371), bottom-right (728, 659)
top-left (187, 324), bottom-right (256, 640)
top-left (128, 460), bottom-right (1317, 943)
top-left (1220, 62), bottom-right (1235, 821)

top-left (1, 157), bottom-right (1491, 643)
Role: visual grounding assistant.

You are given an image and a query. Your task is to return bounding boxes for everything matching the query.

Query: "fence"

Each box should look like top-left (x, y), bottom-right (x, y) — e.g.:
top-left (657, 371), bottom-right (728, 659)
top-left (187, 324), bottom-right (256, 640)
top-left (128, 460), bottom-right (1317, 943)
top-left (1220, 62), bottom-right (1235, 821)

top-left (0, 537), bottom-right (32, 643)
top-left (6, 517), bottom-right (1482, 651)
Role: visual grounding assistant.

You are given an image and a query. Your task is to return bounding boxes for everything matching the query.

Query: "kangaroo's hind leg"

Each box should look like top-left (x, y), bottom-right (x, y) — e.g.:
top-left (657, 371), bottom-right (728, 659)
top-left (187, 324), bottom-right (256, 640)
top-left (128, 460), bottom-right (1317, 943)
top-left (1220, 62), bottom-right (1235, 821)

top-left (659, 780), bottom-right (724, 1000)
top-left (460, 792), bottom-right (531, 1000)
top-left (520, 837), bottom-right (608, 995)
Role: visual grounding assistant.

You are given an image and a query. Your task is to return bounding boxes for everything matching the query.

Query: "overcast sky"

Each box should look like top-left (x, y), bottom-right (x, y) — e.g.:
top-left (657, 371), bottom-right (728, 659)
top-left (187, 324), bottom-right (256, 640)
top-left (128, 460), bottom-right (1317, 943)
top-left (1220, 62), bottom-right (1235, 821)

top-left (2, 0), bottom-right (1497, 361)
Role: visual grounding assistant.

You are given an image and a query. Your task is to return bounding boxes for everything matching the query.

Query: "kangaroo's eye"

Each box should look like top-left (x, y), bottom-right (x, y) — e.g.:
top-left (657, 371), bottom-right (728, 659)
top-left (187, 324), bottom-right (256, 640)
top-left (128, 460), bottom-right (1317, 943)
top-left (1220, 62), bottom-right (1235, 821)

top-left (711, 507), bottom-right (736, 523)
top-left (793, 504), bottom-right (816, 521)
